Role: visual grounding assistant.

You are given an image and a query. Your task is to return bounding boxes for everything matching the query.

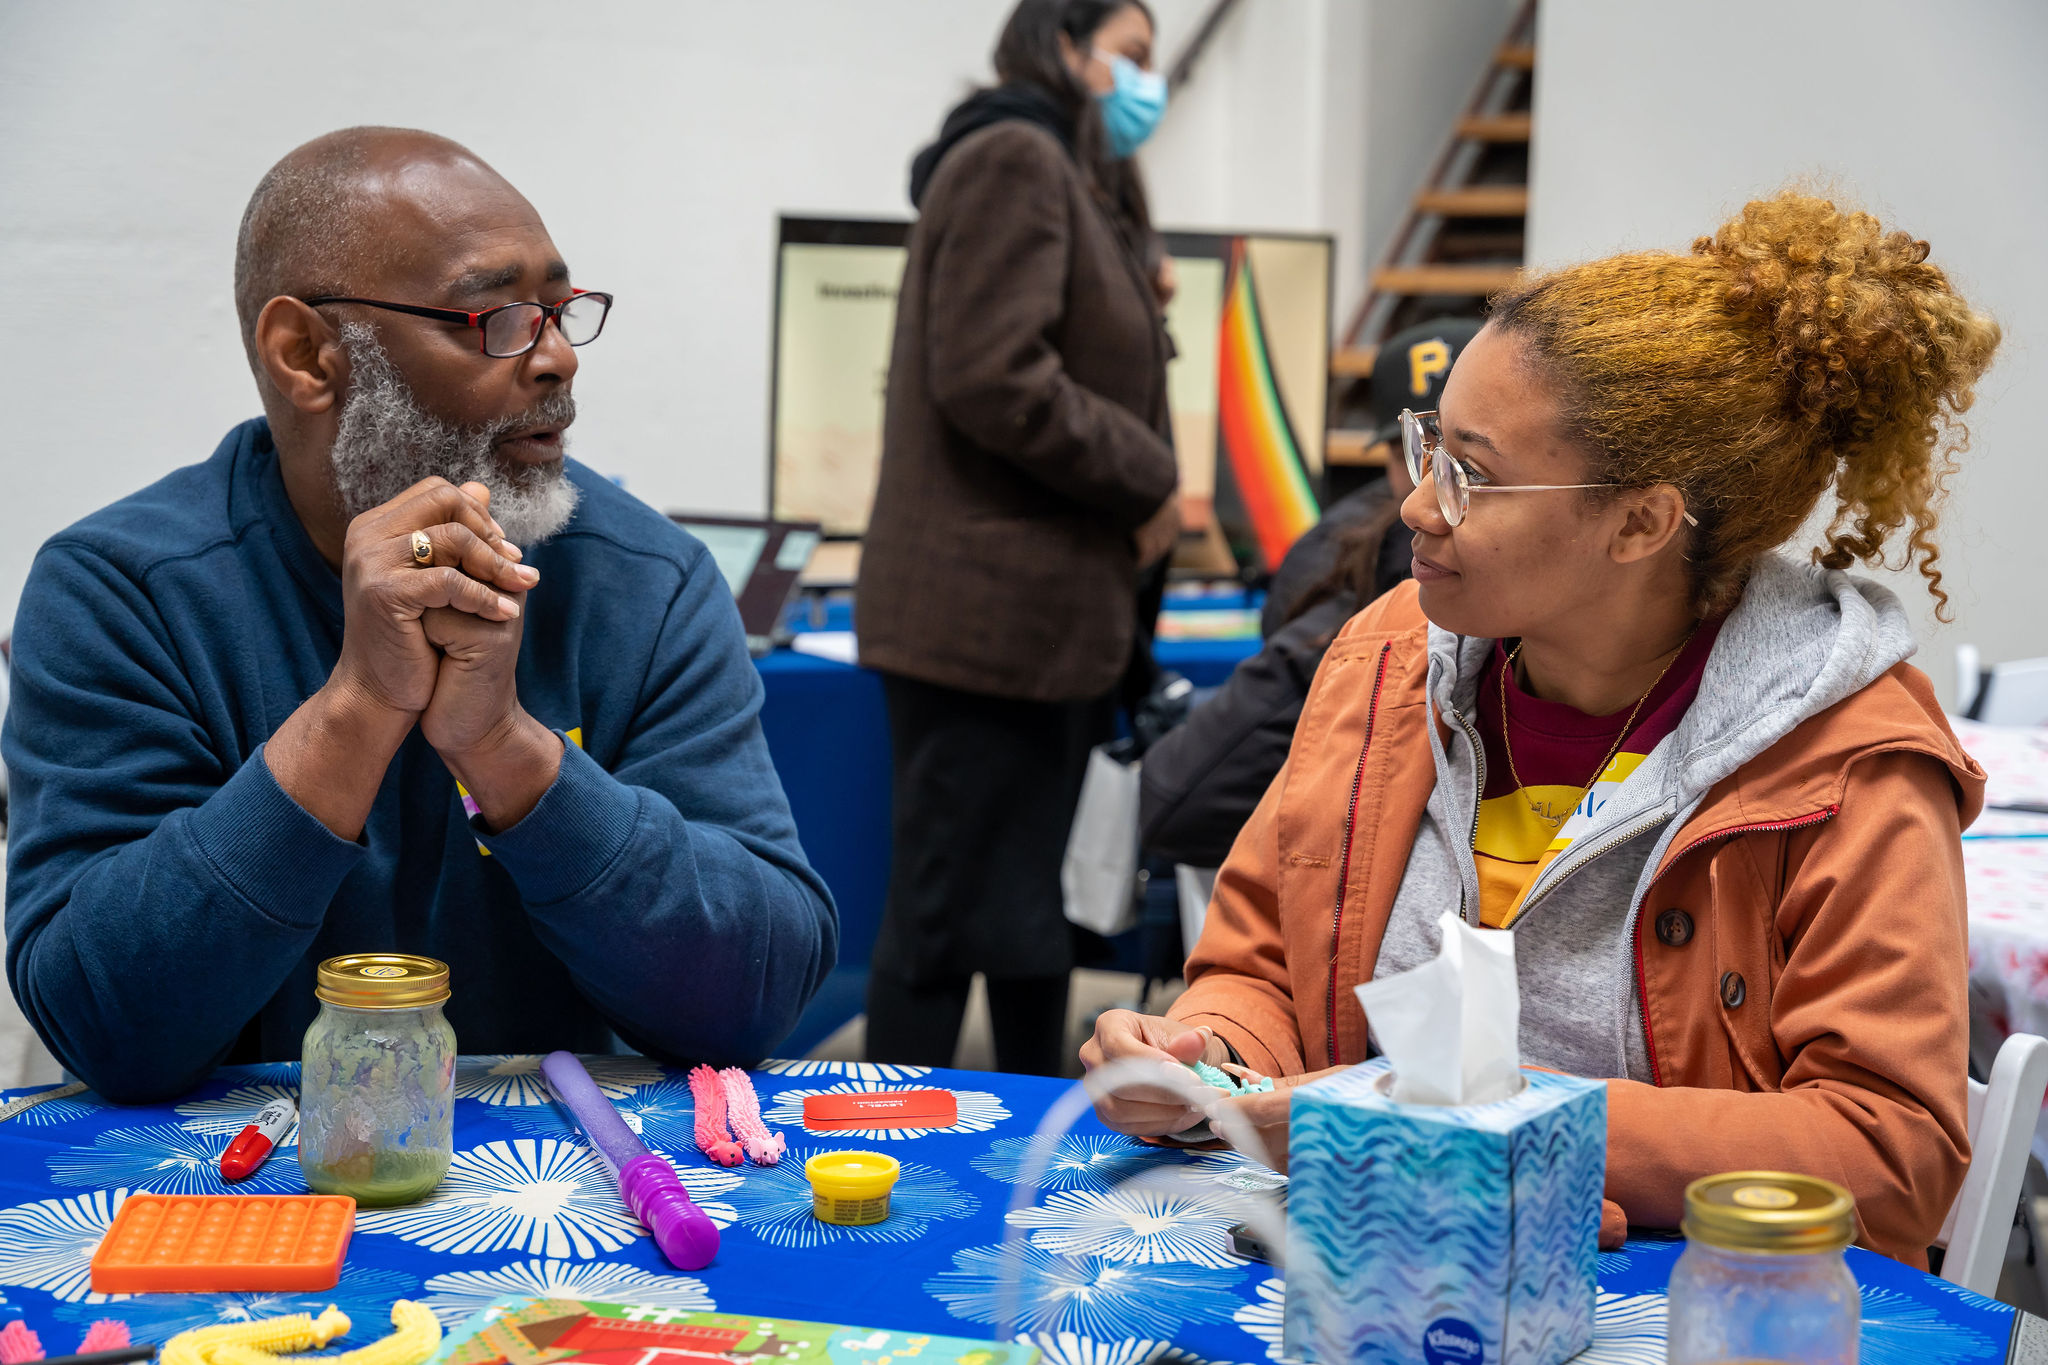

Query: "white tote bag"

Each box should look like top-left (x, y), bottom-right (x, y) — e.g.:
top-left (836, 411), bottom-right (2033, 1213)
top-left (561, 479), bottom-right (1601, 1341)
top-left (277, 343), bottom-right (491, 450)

top-left (1061, 745), bottom-right (1143, 937)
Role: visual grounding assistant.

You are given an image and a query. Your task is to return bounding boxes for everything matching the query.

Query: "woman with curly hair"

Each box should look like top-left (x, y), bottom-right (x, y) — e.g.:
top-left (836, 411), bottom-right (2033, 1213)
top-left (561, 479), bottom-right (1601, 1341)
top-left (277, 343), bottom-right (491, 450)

top-left (1083, 191), bottom-right (2003, 1266)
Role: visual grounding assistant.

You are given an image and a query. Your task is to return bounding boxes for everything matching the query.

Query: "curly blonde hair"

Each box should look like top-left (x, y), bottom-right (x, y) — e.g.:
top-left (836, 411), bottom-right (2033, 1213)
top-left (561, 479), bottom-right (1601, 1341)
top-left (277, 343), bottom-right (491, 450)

top-left (1487, 191), bottom-right (2001, 618)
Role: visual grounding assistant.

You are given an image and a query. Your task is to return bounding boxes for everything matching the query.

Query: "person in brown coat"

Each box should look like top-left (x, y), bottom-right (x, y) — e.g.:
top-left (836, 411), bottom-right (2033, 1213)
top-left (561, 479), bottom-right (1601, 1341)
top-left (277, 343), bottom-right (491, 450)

top-left (856, 0), bottom-right (1181, 1075)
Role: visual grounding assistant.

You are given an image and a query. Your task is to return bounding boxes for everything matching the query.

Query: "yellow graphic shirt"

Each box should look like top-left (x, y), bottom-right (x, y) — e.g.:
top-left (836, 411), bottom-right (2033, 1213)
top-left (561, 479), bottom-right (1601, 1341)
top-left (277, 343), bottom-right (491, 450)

top-left (1471, 624), bottom-right (1720, 927)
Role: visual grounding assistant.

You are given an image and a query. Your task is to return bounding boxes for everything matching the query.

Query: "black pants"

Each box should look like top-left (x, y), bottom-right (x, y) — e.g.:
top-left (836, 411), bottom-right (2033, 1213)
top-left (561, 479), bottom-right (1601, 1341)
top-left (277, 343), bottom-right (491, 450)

top-left (865, 673), bottom-right (1111, 1076)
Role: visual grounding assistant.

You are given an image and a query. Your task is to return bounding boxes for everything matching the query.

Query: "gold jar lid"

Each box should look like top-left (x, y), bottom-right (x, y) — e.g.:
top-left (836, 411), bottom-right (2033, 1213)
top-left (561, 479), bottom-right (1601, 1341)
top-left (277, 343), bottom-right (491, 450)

top-left (315, 954), bottom-right (450, 1010)
top-left (1683, 1171), bottom-right (1854, 1254)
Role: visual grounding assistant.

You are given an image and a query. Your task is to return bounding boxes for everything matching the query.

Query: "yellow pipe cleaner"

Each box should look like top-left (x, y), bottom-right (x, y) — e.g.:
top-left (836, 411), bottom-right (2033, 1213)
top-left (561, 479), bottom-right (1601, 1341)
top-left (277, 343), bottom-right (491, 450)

top-left (163, 1302), bottom-right (441, 1365)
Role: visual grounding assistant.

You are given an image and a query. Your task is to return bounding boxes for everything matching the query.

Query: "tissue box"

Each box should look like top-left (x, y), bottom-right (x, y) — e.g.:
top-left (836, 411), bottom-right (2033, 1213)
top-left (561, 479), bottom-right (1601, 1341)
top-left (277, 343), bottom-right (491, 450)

top-left (1285, 1059), bottom-right (1605, 1365)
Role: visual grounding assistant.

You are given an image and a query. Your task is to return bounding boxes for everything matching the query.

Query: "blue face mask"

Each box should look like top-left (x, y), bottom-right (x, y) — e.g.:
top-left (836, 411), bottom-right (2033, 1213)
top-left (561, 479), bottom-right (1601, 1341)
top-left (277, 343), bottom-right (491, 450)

top-left (1093, 48), bottom-right (1166, 159)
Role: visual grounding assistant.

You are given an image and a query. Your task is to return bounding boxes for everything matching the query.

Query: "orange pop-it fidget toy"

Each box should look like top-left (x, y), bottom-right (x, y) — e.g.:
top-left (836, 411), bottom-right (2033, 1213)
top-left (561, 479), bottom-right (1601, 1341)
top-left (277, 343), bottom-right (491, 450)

top-left (90, 1194), bottom-right (355, 1293)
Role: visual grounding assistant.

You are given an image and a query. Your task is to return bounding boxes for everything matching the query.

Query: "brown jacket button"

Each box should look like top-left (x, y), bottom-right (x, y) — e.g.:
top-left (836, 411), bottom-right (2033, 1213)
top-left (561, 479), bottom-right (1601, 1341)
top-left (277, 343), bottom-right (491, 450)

top-left (1720, 971), bottom-right (1746, 1008)
top-left (1655, 908), bottom-right (1694, 947)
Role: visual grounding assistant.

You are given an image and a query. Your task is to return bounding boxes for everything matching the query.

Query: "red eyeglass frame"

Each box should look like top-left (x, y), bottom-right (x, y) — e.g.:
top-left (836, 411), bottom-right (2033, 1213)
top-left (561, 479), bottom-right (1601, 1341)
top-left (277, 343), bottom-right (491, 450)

top-left (301, 287), bottom-right (614, 356)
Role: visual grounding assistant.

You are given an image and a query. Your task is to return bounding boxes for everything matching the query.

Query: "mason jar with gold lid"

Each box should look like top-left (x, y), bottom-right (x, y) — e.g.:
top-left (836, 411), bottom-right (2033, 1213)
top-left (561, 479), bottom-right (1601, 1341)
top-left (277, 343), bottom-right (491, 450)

top-left (299, 953), bottom-right (456, 1207)
top-left (1667, 1171), bottom-right (1860, 1365)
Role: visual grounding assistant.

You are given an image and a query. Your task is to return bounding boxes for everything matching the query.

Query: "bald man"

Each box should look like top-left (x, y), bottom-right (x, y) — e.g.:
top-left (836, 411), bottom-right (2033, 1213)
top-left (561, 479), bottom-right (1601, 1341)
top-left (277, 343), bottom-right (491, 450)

top-left (2, 128), bottom-right (837, 1102)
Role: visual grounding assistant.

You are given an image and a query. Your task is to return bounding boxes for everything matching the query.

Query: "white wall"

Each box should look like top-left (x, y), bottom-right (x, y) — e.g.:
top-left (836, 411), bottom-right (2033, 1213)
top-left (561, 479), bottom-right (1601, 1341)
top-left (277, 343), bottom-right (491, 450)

top-left (0, 0), bottom-right (1514, 639)
top-left (1530, 0), bottom-right (2048, 700)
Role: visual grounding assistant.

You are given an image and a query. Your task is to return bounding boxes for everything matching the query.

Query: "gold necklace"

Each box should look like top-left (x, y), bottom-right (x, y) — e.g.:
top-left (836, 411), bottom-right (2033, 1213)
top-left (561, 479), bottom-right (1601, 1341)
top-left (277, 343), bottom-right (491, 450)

top-left (1499, 625), bottom-right (1699, 830)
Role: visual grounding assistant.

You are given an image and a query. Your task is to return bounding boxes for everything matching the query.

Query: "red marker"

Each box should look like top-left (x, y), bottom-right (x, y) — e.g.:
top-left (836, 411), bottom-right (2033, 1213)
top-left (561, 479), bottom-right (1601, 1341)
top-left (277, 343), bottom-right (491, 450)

top-left (219, 1098), bottom-right (296, 1181)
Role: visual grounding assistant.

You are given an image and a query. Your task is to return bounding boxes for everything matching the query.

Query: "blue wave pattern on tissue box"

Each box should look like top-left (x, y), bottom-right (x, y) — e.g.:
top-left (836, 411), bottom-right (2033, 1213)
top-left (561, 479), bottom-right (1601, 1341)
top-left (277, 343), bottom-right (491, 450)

top-left (1285, 1058), bottom-right (1604, 1365)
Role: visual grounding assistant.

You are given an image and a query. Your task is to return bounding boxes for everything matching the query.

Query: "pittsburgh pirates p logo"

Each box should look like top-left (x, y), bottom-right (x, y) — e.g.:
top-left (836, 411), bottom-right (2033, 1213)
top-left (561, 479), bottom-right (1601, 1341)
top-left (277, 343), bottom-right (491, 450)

top-left (1409, 339), bottom-right (1452, 397)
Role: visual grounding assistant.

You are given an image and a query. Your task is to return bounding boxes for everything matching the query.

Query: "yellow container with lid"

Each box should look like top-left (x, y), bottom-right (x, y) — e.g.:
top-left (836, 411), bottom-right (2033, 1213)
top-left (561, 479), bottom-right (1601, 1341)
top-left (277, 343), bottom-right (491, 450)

top-left (1668, 1171), bottom-right (1860, 1365)
top-left (805, 1150), bottom-right (900, 1226)
top-left (299, 954), bottom-right (457, 1208)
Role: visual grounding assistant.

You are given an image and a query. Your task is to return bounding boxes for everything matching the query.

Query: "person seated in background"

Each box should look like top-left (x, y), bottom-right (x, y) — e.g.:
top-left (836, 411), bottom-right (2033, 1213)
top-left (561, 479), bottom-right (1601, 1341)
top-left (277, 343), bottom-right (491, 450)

top-left (1139, 321), bottom-right (1476, 869)
top-left (1085, 192), bottom-right (2000, 1268)
top-left (2, 127), bottom-right (837, 1103)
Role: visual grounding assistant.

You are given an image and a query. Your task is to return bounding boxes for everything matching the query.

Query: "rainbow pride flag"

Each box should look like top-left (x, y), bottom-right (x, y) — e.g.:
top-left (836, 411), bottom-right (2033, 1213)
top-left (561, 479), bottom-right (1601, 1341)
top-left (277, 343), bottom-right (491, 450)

top-left (1217, 239), bottom-right (1320, 569)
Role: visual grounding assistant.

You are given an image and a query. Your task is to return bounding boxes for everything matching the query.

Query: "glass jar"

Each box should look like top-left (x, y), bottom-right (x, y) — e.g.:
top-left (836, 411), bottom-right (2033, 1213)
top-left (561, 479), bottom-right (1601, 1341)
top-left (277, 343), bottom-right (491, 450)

top-left (298, 953), bottom-right (457, 1207)
top-left (1666, 1171), bottom-right (1860, 1365)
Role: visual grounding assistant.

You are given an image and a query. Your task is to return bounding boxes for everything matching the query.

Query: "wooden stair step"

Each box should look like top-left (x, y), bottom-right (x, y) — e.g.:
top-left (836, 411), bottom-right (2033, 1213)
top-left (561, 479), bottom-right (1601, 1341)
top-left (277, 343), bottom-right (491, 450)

top-left (1415, 185), bottom-right (1529, 217)
top-left (1497, 44), bottom-right (1536, 71)
top-left (1457, 112), bottom-right (1532, 142)
top-left (1372, 264), bottom-right (1521, 296)
top-left (1330, 346), bottom-right (1378, 379)
top-left (1326, 430), bottom-right (1390, 467)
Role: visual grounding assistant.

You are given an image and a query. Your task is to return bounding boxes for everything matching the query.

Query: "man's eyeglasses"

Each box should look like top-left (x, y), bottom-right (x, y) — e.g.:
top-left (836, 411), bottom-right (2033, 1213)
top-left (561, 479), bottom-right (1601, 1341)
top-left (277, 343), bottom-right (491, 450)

top-left (302, 288), bottom-right (614, 359)
top-left (1399, 408), bottom-right (1698, 530)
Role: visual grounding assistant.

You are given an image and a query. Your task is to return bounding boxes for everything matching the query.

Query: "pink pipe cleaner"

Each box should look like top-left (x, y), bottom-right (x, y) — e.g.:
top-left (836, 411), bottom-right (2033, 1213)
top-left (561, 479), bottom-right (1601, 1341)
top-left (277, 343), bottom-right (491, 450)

top-left (77, 1324), bottom-right (130, 1353)
top-left (719, 1067), bottom-right (785, 1165)
top-left (0, 1320), bottom-right (43, 1365)
top-left (687, 1064), bottom-right (742, 1167)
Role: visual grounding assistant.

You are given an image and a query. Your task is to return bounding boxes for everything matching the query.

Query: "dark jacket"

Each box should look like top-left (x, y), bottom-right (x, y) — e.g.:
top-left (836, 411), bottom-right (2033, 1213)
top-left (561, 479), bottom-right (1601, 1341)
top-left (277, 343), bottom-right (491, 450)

top-left (857, 107), bottom-right (1179, 702)
top-left (1140, 484), bottom-right (1409, 866)
top-left (2, 421), bottom-right (836, 1102)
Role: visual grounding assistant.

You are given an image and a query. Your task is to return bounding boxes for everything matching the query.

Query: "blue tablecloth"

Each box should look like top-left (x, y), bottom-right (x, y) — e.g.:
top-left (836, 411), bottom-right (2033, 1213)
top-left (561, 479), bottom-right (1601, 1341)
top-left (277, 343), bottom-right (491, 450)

top-left (756, 620), bottom-right (1262, 1055)
top-left (0, 1062), bottom-right (2025, 1363)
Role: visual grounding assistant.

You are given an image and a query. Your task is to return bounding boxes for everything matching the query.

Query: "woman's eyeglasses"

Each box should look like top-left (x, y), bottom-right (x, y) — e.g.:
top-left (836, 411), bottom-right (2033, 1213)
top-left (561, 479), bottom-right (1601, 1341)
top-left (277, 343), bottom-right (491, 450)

top-left (1399, 408), bottom-right (1698, 530)
top-left (302, 288), bottom-right (614, 359)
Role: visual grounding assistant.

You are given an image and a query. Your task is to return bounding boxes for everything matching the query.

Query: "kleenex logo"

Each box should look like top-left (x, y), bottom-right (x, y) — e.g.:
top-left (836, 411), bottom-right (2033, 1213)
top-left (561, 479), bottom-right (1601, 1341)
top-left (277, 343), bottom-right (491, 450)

top-left (1422, 1317), bottom-right (1484, 1365)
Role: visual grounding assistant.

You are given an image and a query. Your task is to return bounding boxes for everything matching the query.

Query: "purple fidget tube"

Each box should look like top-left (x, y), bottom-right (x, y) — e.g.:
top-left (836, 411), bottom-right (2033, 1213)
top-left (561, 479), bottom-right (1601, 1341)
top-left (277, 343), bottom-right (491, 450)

top-left (540, 1050), bottom-right (720, 1270)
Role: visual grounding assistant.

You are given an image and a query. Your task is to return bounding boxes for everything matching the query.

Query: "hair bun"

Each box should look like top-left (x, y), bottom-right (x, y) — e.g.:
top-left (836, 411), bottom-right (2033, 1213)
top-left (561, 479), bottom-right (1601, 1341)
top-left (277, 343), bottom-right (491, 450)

top-left (1694, 193), bottom-right (1950, 431)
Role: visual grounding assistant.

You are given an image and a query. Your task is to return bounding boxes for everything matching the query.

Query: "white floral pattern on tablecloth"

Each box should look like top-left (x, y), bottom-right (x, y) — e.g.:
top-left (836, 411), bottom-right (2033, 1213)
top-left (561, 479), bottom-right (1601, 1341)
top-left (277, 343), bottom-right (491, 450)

top-left (419, 1258), bottom-right (714, 1326)
top-left (353, 1138), bottom-right (734, 1256)
top-left (927, 1242), bottom-right (1246, 1341)
top-left (1004, 1187), bottom-right (1249, 1269)
top-left (48, 1123), bottom-right (306, 1197)
top-left (760, 1059), bottom-right (934, 1082)
top-left (451, 1055), bottom-right (664, 1106)
top-left (971, 1135), bottom-right (1241, 1194)
top-left (0, 1189), bottom-right (130, 1303)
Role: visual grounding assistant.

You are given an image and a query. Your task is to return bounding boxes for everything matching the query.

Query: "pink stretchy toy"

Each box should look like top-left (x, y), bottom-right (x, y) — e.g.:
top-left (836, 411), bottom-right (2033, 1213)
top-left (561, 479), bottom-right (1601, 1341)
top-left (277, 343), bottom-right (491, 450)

top-left (688, 1064), bottom-right (743, 1167)
top-left (0, 1321), bottom-right (42, 1365)
top-left (719, 1067), bottom-right (785, 1165)
top-left (77, 1324), bottom-right (130, 1353)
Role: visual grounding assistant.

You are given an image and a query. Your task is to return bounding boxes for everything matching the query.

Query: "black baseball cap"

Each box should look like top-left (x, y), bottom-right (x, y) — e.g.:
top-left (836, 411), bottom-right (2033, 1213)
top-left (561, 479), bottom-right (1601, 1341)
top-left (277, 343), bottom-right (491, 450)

top-left (1369, 318), bottom-right (1483, 445)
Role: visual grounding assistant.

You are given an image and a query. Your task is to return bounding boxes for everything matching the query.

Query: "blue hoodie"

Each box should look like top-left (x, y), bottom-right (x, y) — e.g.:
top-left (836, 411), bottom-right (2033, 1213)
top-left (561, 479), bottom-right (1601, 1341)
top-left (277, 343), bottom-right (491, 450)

top-left (3, 418), bottom-right (837, 1102)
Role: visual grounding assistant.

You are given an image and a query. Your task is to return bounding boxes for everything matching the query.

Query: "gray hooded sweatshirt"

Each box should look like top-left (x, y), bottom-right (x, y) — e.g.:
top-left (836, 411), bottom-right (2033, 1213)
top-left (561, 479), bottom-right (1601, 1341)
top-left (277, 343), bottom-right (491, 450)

top-left (1373, 552), bottom-right (1920, 1081)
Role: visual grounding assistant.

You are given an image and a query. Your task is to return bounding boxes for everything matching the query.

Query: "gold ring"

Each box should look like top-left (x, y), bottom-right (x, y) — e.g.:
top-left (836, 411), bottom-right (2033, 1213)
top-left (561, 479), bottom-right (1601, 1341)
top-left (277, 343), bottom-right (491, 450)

top-left (410, 530), bottom-right (433, 566)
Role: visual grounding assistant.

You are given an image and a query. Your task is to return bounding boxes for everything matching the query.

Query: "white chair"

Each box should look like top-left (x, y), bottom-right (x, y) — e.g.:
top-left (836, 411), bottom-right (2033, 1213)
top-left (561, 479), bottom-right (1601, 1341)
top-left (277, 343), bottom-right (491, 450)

top-left (1956, 643), bottom-right (2048, 727)
top-left (1936, 1031), bottom-right (2048, 1294)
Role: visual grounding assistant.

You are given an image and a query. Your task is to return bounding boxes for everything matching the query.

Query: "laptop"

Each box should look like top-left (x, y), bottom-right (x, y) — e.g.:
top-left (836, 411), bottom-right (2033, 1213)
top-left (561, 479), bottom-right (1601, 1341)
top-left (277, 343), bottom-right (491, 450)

top-left (667, 514), bottom-right (822, 655)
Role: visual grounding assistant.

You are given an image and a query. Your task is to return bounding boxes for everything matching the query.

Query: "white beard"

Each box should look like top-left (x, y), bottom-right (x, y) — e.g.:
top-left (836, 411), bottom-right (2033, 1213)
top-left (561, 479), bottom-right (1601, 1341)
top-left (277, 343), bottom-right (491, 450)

top-left (329, 322), bottom-right (580, 546)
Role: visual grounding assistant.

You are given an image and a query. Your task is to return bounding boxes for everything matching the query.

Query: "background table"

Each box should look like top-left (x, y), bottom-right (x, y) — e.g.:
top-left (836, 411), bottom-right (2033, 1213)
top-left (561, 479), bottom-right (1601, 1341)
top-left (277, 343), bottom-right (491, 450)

top-left (756, 601), bottom-right (1260, 1055)
top-left (0, 1059), bottom-right (2031, 1363)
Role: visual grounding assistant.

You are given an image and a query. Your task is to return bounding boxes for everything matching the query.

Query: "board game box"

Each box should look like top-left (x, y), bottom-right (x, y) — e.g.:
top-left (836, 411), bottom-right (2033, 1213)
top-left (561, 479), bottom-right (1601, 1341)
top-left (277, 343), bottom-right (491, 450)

top-left (427, 1295), bottom-right (1039, 1365)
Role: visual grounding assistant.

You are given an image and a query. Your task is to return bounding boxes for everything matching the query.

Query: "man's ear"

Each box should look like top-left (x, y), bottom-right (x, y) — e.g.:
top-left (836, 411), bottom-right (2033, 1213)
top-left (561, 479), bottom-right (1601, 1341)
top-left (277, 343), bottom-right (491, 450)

top-left (1610, 483), bottom-right (1690, 566)
top-left (254, 297), bottom-right (348, 415)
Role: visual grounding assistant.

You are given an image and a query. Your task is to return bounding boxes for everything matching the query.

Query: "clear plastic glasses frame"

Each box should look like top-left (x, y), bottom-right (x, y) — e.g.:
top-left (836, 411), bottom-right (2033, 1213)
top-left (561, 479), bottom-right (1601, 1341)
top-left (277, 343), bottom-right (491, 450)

top-left (1399, 408), bottom-right (1697, 529)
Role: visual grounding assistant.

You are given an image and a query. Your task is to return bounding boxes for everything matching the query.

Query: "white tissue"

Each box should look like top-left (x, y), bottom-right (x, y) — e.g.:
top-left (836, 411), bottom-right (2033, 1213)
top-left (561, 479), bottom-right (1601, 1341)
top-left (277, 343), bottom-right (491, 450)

top-left (1352, 911), bottom-right (1521, 1105)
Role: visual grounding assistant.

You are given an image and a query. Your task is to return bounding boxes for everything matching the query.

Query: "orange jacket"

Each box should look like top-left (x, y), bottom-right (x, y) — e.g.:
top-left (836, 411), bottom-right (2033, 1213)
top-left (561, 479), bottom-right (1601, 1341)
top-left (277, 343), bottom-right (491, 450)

top-left (1171, 582), bottom-right (1984, 1267)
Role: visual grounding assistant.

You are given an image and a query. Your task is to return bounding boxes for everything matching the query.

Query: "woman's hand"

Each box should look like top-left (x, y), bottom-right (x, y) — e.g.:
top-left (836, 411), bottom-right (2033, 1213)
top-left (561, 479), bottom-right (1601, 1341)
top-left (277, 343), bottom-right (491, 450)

top-left (1081, 1009), bottom-right (1229, 1135)
top-left (1207, 1066), bottom-right (1347, 1173)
